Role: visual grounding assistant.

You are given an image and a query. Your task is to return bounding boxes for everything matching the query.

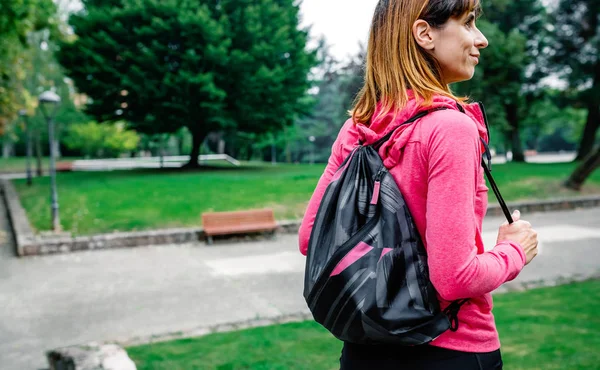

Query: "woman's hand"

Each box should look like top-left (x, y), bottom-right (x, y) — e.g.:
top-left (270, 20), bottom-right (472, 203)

top-left (496, 210), bottom-right (539, 265)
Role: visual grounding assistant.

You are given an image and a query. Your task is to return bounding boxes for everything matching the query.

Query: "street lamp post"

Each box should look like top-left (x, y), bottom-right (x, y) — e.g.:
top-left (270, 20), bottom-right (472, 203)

top-left (19, 109), bottom-right (32, 186)
top-left (308, 136), bottom-right (316, 165)
top-left (38, 91), bottom-right (62, 232)
top-left (271, 133), bottom-right (277, 166)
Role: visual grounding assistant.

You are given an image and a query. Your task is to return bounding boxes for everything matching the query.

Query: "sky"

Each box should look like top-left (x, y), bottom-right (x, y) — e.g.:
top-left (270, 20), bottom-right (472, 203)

top-left (64, 0), bottom-right (558, 67)
top-left (63, 0), bottom-right (377, 61)
top-left (299, 0), bottom-right (378, 61)
top-left (298, 0), bottom-right (558, 62)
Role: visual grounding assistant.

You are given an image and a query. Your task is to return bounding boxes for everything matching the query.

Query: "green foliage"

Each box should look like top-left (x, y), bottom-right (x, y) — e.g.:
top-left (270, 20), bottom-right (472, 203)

top-left (289, 42), bottom-right (364, 163)
top-left (482, 0), bottom-right (547, 49)
top-left (26, 31), bottom-right (88, 127)
top-left (521, 94), bottom-right (587, 151)
top-left (58, 0), bottom-right (316, 165)
top-left (126, 280), bottom-right (600, 370)
top-left (551, 0), bottom-right (599, 96)
top-left (454, 0), bottom-right (548, 160)
top-left (64, 121), bottom-right (139, 158)
top-left (551, 0), bottom-right (600, 160)
top-left (0, 0), bottom-right (58, 132)
top-left (454, 20), bottom-right (527, 144)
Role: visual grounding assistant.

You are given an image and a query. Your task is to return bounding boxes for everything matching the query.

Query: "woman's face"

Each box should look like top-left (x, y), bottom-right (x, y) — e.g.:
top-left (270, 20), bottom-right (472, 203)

top-left (429, 12), bottom-right (488, 84)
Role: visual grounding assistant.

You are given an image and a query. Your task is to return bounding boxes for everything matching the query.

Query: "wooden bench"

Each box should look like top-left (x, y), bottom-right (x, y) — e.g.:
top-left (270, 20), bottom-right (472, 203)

top-left (56, 162), bottom-right (73, 172)
top-left (201, 208), bottom-right (278, 244)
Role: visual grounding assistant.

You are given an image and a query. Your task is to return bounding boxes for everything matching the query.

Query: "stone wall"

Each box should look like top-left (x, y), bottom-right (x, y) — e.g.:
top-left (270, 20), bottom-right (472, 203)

top-left (1, 179), bottom-right (35, 256)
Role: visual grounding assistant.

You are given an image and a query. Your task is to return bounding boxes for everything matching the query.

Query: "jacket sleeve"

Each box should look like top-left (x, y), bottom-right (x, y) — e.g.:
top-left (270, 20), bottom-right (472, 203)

top-left (298, 137), bottom-right (343, 256)
top-left (424, 113), bottom-right (526, 301)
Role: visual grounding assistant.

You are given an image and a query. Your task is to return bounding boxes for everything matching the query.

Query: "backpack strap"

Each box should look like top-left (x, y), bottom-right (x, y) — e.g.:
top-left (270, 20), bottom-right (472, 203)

top-left (456, 103), bottom-right (513, 223)
top-left (368, 103), bottom-right (514, 332)
top-left (481, 140), bottom-right (514, 223)
top-left (369, 104), bottom-right (513, 224)
top-left (370, 107), bottom-right (447, 151)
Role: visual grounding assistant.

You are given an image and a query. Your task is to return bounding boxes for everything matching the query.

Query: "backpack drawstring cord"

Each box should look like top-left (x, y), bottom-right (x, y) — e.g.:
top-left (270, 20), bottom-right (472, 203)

top-left (443, 299), bottom-right (470, 332)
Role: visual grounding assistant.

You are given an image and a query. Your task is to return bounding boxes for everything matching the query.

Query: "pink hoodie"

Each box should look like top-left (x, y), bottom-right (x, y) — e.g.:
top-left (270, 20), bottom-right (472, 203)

top-left (298, 91), bottom-right (526, 353)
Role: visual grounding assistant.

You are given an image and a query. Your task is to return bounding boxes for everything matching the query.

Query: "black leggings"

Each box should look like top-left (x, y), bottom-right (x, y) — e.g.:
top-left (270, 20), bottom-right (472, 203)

top-left (340, 342), bottom-right (503, 370)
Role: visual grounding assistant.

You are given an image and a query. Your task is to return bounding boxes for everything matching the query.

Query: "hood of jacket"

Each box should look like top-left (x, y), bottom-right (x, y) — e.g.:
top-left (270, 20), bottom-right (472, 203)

top-left (354, 90), bottom-right (489, 168)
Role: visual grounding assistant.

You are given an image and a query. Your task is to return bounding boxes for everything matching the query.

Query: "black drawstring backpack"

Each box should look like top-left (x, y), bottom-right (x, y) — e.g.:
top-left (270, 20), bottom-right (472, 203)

top-left (303, 105), bottom-right (513, 345)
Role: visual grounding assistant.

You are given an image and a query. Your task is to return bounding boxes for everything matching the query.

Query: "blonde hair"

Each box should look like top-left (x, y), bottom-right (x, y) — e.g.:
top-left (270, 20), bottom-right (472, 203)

top-left (352, 0), bottom-right (481, 124)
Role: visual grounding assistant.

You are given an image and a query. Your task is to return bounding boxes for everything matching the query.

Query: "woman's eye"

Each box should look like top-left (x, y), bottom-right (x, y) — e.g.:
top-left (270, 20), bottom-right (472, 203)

top-left (465, 16), bottom-right (475, 28)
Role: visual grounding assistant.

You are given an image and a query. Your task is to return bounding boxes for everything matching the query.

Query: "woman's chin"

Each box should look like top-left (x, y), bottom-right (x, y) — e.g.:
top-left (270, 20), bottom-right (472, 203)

top-left (447, 75), bottom-right (474, 85)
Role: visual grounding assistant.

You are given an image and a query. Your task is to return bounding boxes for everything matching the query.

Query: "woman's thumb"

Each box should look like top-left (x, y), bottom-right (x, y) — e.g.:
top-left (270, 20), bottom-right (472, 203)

top-left (512, 209), bottom-right (521, 222)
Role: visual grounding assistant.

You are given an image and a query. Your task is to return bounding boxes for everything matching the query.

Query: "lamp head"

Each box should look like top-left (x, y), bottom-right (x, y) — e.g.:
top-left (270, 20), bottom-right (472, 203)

top-left (39, 91), bottom-right (61, 105)
top-left (38, 91), bottom-right (61, 120)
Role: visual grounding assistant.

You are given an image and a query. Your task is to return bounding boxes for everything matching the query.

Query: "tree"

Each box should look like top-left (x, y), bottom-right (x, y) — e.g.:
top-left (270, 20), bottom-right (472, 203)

top-left (64, 121), bottom-right (139, 158)
top-left (454, 20), bottom-right (527, 156)
top-left (551, 0), bottom-right (600, 161)
top-left (564, 148), bottom-right (600, 190)
top-left (455, 0), bottom-right (547, 162)
top-left (0, 0), bottom-right (57, 133)
top-left (521, 90), bottom-right (586, 152)
top-left (292, 41), bottom-right (368, 163)
top-left (15, 29), bottom-right (89, 174)
top-left (58, 0), bottom-right (316, 167)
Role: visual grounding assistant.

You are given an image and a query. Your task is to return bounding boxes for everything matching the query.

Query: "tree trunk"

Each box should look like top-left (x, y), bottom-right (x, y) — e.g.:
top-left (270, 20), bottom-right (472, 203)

top-left (507, 103), bottom-right (525, 162)
top-left (218, 139), bottom-right (225, 154)
top-left (245, 143), bottom-right (254, 161)
top-left (184, 129), bottom-right (208, 168)
top-left (2, 139), bottom-right (13, 158)
top-left (564, 147), bottom-right (600, 191)
top-left (35, 130), bottom-right (43, 176)
top-left (159, 137), bottom-right (164, 168)
top-left (177, 134), bottom-right (184, 156)
top-left (574, 101), bottom-right (599, 161)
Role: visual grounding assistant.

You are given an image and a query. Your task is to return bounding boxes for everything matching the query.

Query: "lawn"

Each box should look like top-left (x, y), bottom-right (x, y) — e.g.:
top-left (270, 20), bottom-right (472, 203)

top-left (126, 280), bottom-right (600, 370)
top-left (13, 163), bottom-right (325, 235)
top-left (12, 161), bottom-right (600, 235)
top-left (484, 161), bottom-right (600, 202)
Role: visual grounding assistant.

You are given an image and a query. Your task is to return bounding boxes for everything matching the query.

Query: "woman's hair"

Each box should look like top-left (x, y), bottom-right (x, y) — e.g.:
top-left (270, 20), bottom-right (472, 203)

top-left (351, 0), bottom-right (481, 124)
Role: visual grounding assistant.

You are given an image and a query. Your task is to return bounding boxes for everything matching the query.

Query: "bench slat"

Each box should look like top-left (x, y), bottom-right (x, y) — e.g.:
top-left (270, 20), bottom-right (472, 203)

top-left (202, 208), bottom-right (277, 237)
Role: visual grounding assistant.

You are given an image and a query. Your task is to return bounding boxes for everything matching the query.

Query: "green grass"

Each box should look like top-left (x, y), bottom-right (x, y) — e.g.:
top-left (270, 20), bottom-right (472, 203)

top-left (126, 280), bottom-right (600, 370)
top-left (12, 161), bottom-right (600, 235)
top-left (13, 163), bottom-right (325, 235)
top-left (485, 162), bottom-right (600, 202)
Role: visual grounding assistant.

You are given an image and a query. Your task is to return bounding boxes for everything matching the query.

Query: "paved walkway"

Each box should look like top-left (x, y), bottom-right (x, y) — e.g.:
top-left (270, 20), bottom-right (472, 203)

top-left (0, 201), bottom-right (599, 369)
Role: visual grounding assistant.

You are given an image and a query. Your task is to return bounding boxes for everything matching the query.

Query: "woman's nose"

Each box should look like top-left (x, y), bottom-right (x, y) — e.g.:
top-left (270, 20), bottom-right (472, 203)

top-left (476, 29), bottom-right (489, 49)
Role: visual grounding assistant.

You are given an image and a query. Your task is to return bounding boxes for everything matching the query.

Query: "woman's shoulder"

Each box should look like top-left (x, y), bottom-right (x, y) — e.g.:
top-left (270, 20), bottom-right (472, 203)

top-left (336, 117), bottom-right (361, 147)
top-left (419, 107), bottom-right (479, 143)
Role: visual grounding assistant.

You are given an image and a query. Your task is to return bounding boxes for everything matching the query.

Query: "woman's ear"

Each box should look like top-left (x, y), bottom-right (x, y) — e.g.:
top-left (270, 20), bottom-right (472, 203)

top-left (412, 20), bottom-right (435, 50)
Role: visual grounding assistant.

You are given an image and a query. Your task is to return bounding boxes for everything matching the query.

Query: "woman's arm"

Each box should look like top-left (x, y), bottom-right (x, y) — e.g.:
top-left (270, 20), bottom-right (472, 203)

top-left (425, 112), bottom-right (526, 301)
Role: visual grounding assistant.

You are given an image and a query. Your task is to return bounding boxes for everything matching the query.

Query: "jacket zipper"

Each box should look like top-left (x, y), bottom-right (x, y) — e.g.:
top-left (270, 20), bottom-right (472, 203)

top-left (370, 169), bottom-right (385, 205)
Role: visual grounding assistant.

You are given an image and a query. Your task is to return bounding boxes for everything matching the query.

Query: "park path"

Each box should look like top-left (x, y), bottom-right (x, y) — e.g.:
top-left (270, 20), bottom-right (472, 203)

top-left (0, 204), bottom-right (599, 370)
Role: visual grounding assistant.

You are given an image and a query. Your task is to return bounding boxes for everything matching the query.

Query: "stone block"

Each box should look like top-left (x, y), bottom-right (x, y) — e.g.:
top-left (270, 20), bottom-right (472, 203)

top-left (47, 343), bottom-right (136, 370)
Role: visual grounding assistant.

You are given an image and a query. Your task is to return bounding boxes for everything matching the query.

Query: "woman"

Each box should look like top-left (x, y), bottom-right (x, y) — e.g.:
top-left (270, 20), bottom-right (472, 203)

top-left (298, 0), bottom-right (539, 369)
